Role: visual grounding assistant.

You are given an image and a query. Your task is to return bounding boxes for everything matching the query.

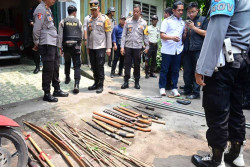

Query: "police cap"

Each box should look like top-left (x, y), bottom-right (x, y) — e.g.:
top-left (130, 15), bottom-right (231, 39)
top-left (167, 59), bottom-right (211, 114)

top-left (107, 7), bottom-right (115, 14)
top-left (120, 15), bottom-right (126, 20)
top-left (89, 0), bottom-right (99, 10)
top-left (151, 15), bottom-right (158, 20)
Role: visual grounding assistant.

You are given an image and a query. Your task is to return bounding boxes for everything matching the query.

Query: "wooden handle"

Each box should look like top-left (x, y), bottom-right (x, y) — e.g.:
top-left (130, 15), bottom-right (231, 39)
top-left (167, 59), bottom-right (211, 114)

top-left (93, 112), bottom-right (133, 127)
top-left (93, 119), bottom-right (116, 133)
top-left (118, 106), bottom-right (141, 116)
top-left (113, 107), bottom-right (138, 118)
top-left (92, 115), bottom-right (122, 128)
top-left (152, 119), bottom-right (166, 125)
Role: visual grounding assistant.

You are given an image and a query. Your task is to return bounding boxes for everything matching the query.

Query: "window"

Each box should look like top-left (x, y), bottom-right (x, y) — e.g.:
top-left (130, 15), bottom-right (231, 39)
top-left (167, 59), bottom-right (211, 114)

top-left (133, 1), bottom-right (157, 24)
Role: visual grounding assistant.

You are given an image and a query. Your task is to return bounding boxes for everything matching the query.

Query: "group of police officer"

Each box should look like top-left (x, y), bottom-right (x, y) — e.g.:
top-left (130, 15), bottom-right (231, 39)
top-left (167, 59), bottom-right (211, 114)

top-left (31, 0), bottom-right (250, 167)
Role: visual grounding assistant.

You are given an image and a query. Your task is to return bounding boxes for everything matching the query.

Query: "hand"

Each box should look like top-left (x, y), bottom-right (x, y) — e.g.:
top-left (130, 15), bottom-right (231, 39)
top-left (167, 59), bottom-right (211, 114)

top-left (114, 45), bottom-right (117, 51)
top-left (144, 49), bottom-right (148, 54)
top-left (106, 48), bottom-right (111, 56)
top-left (59, 48), bottom-right (63, 57)
top-left (195, 73), bottom-right (206, 86)
top-left (87, 48), bottom-right (90, 55)
top-left (32, 44), bottom-right (38, 51)
top-left (120, 48), bottom-right (125, 56)
top-left (187, 22), bottom-right (195, 30)
top-left (172, 36), bottom-right (180, 42)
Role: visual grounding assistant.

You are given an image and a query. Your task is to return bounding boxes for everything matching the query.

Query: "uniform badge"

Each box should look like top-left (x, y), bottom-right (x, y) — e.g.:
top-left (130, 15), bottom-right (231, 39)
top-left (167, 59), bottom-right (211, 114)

top-left (37, 13), bottom-right (43, 20)
top-left (197, 22), bottom-right (201, 26)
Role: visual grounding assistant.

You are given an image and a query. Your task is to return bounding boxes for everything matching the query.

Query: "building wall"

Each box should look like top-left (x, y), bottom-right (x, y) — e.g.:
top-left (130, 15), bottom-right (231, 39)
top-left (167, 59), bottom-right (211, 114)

top-left (122, 0), bottom-right (165, 26)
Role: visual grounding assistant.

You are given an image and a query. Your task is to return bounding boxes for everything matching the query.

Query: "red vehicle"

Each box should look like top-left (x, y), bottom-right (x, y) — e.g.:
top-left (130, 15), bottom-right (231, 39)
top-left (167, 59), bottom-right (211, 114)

top-left (0, 26), bottom-right (24, 61)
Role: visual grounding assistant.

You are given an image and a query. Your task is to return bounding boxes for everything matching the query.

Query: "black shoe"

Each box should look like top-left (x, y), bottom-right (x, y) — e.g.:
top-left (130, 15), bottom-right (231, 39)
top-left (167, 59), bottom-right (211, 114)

top-left (121, 81), bottom-right (129, 89)
top-left (33, 66), bottom-right (40, 74)
top-left (96, 81), bottom-right (104, 94)
top-left (88, 80), bottom-right (98, 90)
top-left (145, 74), bottom-right (149, 79)
top-left (150, 73), bottom-right (157, 78)
top-left (224, 141), bottom-right (245, 167)
top-left (191, 148), bottom-right (224, 167)
top-left (242, 102), bottom-right (250, 110)
top-left (43, 93), bottom-right (58, 102)
top-left (135, 81), bottom-right (140, 89)
top-left (73, 83), bottom-right (79, 94)
top-left (118, 71), bottom-right (122, 76)
top-left (180, 90), bottom-right (191, 96)
top-left (65, 76), bottom-right (71, 84)
top-left (179, 85), bottom-right (185, 89)
top-left (108, 61), bottom-right (112, 67)
top-left (186, 94), bottom-right (200, 99)
top-left (110, 71), bottom-right (115, 78)
top-left (53, 89), bottom-right (69, 97)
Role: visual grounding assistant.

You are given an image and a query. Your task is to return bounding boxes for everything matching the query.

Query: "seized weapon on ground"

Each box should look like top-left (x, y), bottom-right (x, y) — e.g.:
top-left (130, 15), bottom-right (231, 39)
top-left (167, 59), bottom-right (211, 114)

top-left (137, 105), bottom-right (155, 111)
top-left (63, 120), bottom-right (153, 167)
top-left (81, 119), bottom-right (131, 145)
top-left (92, 115), bottom-right (134, 133)
top-left (22, 131), bottom-right (55, 167)
top-left (113, 107), bottom-right (152, 125)
top-left (23, 121), bottom-right (87, 167)
top-left (27, 143), bottom-right (47, 167)
top-left (92, 118), bottom-right (135, 138)
top-left (93, 112), bottom-right (151, 132)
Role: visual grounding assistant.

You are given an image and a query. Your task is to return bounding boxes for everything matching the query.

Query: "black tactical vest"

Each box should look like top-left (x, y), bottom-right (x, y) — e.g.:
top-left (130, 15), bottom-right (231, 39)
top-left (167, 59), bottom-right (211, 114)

top-left (189, 15), bottom-right (207, 51)
top-left (63, 17), bottom-right (82, 43)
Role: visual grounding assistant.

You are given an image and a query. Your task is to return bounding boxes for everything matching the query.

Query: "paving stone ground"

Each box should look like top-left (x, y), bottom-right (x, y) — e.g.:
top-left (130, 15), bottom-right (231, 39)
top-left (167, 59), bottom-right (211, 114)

top-left (0, 59), bottom-right (92, 106)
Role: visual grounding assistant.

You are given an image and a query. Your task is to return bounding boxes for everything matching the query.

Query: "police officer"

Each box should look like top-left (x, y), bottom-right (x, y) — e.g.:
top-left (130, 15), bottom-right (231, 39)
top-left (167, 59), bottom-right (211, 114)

top-left (107, 7), bottom-right (116, 67)
top-left (181, 2), bottom-right (208, 99)
top-left (33, 0), bottom-right (69, 102)
top-left (145, 15), bottom-right (159, 79)
top-left (86, 0), bottom-right (112, 94)
top-left (27, 0), bottom-right (41, 74)
top-left (58, 5), bottom-right (83, 94)
top-left (120, 4), bottom-right (149, 89)
top-left (192, 0), bottom-right (250, 166)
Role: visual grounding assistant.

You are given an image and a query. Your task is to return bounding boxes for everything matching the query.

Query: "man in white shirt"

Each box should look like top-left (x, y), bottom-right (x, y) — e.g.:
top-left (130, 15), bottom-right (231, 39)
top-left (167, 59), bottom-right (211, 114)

top-left (145, 15), bottom-right (160, 79)
top-left (159, 1), bottom-right (186, 96)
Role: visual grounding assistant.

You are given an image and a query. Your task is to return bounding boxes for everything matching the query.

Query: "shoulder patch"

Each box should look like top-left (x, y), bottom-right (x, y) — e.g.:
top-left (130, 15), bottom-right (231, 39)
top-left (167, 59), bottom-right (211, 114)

top-left (210, 0), bottom-right (235, 17)
top-left (144, 25), bottom-right (149, 36)
top-left (37, 13), bottom-right (43, 20)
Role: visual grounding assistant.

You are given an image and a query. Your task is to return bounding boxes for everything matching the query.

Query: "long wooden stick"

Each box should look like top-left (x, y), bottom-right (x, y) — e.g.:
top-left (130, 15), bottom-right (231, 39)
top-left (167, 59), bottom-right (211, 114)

top-left (22, 131), bottom-right (55, 167)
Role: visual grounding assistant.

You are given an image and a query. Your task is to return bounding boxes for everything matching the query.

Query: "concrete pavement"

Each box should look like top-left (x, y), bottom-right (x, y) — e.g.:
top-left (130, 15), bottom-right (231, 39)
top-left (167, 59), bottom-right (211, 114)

top-left (0, 60), bottom-right (249, 167)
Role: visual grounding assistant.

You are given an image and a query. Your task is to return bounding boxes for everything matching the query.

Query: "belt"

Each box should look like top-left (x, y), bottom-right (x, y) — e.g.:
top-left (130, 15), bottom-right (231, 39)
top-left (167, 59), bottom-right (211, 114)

top-left (65, 41), bottom-right (78, 44)
top-left (231, 46), bottom-right (242, 54)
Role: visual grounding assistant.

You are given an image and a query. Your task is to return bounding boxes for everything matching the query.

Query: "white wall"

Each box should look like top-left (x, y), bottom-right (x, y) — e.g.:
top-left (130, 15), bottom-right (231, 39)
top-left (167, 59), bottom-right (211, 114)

top-left (122, 0), bottom-right (164, 26)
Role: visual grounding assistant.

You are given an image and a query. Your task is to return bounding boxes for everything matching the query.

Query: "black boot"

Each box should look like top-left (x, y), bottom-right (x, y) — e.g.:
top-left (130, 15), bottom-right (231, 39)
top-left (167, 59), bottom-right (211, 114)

top-left (73, 80), bottom-right (80, 94)
top-left (88, 79), bottom-right (98, 90)
top-left (108, 60), bottom-right (112, 67)
top-left (43, 92), bottom-right (58, 102)
top-left (65, 75), bottom-right (71, 84)
top-left (33, 65), bottom-right (40, 74)
top-left (96, 80), bottom-right (104, 94)
top-left (145, 73), bottom-right (149, 79)
top-left (135, 80), bottom-right (140, 89)
top-left (110, 71), bottom-right (115, 78)
top-left (53, 89), bottom-right (69, 97)
top-left (121, 79), bottom-right (129, 89)
top-left (118, 71), bottom-right (122, 76)
top-left (150, 73), bottom-right (157, 78)
top-left (191, 147), bottom-right (225, 167)
top-left (224, 141), bottom-right (245, 167)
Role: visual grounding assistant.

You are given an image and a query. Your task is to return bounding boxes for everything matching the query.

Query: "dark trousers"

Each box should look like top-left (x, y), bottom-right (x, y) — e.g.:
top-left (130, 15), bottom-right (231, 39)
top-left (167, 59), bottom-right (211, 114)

top-left (203, 57), bottom-right (247, 150)
top-left (111, 46), bottom-right (124, 74)
top-left (38, 45), bottom-right (60, 92)
top-left (89, 48), bottom-right (106, 82)
top-left (145, 43), bottom-right (157, 74)
top-left (63, 44), bottom-right (81, 81)
top-left (183, 50), bottom-right (201, 95)
top-left (124, 47), bottom-right (141, 81)
top-left (159, 53), bottom-right (181, 89)
top-left (243, 65), bottom-right (250, 105)
top-left (33, 50), bottom-right (40, 66)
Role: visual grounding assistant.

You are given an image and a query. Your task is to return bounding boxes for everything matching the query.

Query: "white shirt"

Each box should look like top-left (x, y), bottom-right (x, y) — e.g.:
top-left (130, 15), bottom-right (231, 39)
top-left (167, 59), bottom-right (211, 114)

top-left (148, 25), bottom-right (160, 43)
top-left (160, 15), bottom-right (185, 55)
